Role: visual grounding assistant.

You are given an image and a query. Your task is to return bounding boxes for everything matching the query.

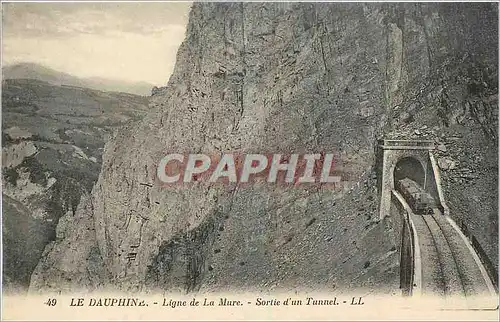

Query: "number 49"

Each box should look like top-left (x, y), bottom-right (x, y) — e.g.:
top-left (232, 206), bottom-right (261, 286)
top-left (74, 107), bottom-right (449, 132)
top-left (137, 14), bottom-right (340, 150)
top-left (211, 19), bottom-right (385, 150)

top-left (44, 298), bottom-right (57, 306)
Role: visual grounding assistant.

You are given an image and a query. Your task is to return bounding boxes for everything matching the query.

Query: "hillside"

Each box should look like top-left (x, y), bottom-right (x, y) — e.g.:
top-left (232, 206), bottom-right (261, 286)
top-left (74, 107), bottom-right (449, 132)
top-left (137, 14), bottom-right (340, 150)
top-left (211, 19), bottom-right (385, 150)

top-left (3, 63), bottom-right (155, 96)
top-left (2, 78), bottom-right (150, 293)
top-left (26, 2), bottom-right (497, 296)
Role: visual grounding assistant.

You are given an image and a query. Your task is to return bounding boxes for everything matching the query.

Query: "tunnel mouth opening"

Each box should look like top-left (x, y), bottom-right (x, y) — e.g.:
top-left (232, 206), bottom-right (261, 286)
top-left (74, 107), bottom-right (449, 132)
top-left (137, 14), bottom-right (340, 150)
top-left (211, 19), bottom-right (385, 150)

top-left (393, 157), bottom-right (426, 189)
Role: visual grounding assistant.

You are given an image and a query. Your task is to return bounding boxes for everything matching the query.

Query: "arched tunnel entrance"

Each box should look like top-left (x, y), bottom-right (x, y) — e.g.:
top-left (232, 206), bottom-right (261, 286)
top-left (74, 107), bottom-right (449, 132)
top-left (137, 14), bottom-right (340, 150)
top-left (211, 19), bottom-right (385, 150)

top-left (393, 157), bottom-right (426, 189)
top-left (377, 139), bottom-right (442, 220)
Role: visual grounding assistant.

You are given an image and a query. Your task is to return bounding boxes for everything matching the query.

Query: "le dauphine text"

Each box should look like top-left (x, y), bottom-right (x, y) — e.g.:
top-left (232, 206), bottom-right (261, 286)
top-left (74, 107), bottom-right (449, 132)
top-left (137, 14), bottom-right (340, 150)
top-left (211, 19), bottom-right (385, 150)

top-left (64, 296), bottom-right (365, 307)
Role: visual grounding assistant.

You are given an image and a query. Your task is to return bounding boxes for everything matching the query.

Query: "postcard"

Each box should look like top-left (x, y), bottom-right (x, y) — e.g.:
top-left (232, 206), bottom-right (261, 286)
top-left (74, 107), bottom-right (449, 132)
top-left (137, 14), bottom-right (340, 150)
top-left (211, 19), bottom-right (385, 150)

top-left (1, 1), bottom-right (498, 320)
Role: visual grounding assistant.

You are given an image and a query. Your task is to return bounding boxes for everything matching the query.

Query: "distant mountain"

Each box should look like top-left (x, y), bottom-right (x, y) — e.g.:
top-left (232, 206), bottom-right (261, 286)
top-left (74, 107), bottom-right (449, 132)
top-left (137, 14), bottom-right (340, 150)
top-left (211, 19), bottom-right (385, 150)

top-left (2, 63), bottom-right (155, 96)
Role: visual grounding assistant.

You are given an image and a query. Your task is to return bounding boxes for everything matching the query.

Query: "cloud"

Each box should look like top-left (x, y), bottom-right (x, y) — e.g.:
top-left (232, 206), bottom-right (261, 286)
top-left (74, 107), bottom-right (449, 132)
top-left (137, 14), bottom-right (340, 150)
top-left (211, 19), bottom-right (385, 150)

top-left (3, 28), bottom-right (188, 85)
top-left (2, 2), bottom-right (192, 38)
top-left (2, 2), bottom-right (192, 84)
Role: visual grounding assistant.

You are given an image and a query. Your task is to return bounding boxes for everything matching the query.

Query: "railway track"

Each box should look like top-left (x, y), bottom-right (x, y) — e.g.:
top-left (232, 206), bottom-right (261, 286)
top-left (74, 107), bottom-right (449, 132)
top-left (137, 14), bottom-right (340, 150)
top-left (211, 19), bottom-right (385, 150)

top-left (410, 211), bottom-right (493, 298)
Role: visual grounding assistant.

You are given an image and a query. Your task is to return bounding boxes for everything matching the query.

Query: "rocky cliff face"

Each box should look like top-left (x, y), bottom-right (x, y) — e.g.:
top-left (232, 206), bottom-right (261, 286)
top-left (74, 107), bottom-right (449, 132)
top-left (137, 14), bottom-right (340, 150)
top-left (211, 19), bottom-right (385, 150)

top-left (29, 2), bottom-right (498, 295)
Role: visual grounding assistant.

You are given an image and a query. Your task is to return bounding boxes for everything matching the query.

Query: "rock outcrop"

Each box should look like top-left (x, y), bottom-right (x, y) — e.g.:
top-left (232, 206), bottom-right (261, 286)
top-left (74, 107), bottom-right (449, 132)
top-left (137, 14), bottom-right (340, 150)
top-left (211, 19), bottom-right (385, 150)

top-left (29, 2), bottom-right (497, 295)
top-left (2, 79), bottom-right (149, 293)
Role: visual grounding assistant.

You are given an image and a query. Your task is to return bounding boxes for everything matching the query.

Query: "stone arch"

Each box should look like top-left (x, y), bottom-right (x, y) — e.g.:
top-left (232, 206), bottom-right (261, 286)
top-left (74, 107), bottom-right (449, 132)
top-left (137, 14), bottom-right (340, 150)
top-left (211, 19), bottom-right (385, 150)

top-left (385, 151), bottom-right (429, 193)
top-left (376, 139), bottom-right (436, 220)
top-left (393, 156), bottom-right (426, 188)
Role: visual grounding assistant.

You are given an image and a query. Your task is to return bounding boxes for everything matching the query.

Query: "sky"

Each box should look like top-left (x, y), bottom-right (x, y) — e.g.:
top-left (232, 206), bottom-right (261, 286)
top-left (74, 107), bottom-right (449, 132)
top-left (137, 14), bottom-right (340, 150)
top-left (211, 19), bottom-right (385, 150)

top-left (2, 2), bottom-right (192, 86)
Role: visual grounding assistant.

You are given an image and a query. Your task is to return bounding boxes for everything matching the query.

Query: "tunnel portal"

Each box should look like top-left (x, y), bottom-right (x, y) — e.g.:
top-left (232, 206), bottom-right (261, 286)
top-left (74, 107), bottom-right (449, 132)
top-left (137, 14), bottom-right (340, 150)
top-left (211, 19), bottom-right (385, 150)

top-left (376, 139), bottom-right (443, 220)
top-left (393, 157), bottom-right (426, 189)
